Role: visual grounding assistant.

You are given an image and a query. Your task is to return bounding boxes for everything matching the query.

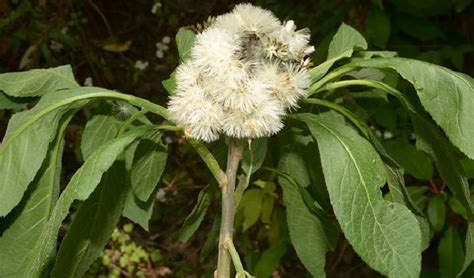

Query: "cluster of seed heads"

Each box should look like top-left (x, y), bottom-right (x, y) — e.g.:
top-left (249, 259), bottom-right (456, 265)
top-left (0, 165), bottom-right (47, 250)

top-left (168, 3), bottom-right (314, 142)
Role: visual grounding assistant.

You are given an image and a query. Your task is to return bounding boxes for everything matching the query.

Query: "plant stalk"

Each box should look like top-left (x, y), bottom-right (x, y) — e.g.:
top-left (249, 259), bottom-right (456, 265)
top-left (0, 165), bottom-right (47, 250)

top-left (216, 138), bottom-right (243, 278)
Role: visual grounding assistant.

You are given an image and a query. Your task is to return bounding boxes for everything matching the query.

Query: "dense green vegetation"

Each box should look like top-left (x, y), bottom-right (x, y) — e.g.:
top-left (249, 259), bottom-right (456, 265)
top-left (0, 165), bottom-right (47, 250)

top-left (1, 1), bottom-right (473, 277)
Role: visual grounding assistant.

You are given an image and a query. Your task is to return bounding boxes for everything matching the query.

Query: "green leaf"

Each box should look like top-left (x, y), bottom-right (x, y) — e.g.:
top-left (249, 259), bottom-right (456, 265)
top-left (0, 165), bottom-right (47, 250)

top-left (122, 187), bottom-right (156, 231)
top-left (162, 69), bottom-right (176, 96)
top-left (278, 176), bottom-right (328, 277)
top-left (411, 115), bottom-right (474, 219)
top-left (384, 138), bottom-right (434, 180)
top-left (178, 185), bottom-right (213, 242)
top-left (327, 23), bottom-right (368, 60)
top-left (254, 239), bottom-right (290, 278)
top-left (365, 8), bottom-right (391, 48)
top-left (427, 196), bottom-right (446, 232)
top-left (81, 115), bottom-right (122, 160)
top-left (460, 159), bottom-right (474, 179)
top-left (0, 89), bottom-right (88, 217)
top-left (239, 189), bottom-right (264, 232)
top-left (459, 223), bottom-right (474, 277)
top-left (438, 226), bottom-right (464, 278)
top-left (349, 57), bottom-right (474, 160)
top-left (176, 27), bottom-right (196, 62)
top-left (297, 113), bottom-right (421, 277)
top-left (242, 138), bottom-right (267, 174)
top-left (18, 127), bottom-right (149, 276)
top-left (0, 65), bottom-right (79, 97)
top-left (131, 131), bottom-right (168, 201)
top-left (309, 23), bottom-right (367, 82)
top-left (51, 162), bottom-right (129, 278)
top-left (0, 92), bottom-right (29, 109)
top-left (0, 113), bottom-right (68, 277)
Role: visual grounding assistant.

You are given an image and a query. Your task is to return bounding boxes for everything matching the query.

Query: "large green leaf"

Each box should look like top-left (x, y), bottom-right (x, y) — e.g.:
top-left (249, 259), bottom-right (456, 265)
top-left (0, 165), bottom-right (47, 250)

top-left (18, 127), bottom-right (149, 277)
top-left (81, 115), bottom-right (123, 160)
top-left (0, 113), bottom-right (68, 277)
top-left (51, 162), bottom-right (129, 278)
top-left (309, 23), bottom-right (367, 82)
top-left (131, 131), bottom-right (168, 201)
top-left (0, 65), bottom-right (78, 97)
top-left (278, 176), bottom-right (328, 277)
top-left (349, 57), bottom-right (474, 160)
top-left (0, 90), bottom-right (86, 217)
top-left (0, 87), bottom-right (166, 218)
top-left (297, 113), bottom-right (421, 277)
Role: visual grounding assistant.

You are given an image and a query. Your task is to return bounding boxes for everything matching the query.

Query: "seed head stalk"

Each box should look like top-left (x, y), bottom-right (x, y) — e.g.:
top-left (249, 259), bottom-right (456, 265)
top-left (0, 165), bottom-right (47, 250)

top-left (216, 138), bottom-right (244, 278)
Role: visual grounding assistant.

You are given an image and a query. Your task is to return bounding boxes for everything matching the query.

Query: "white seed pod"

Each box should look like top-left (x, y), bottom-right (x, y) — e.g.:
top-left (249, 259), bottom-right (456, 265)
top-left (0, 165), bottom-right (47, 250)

top-left (167, 3), bottom-right (314, 141)
top-left (191, 27), bottom-right (240, 76)
top-left (168, 86), bottom-right (223, 142)
top-left (222, 95), bottom-right (284, 138)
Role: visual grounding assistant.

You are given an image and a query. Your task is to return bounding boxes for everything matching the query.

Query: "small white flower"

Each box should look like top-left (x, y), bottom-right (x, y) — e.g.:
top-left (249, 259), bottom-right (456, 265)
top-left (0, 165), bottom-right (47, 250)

top-left (167, 4), bottom-right (314, 141)
top-left (383, 131), bottom-right (393, 139)
top-left (151, 2), bottom-right (162, 14)
top-left (162, 36), bottom-right (171, 44)
top-left (156, 50), bottom-right (164, 59)
top-left (134, 60), bottom-right (149, 70)
top-left (84, 77), bottom-right (93, 86)
top-left (156, 188), bottom-right (166, 202)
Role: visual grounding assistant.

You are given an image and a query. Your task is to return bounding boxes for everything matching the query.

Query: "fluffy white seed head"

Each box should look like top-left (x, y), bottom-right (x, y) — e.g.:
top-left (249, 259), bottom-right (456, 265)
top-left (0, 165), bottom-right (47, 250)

top-left (167, 3), bottom-right (314, 142)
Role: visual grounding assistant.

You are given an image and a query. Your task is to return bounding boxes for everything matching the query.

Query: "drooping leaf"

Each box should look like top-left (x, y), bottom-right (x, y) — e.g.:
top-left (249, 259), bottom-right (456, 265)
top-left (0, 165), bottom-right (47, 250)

top-left (0, 65), bottom-right (78, 97)
top-left (81, 115), bottom-right (123, 160)
top-left (51, 162), bottom-right (129, 278)
top-left (349, 57), bottom-right (474, 160)
top-left (131, 131), bottom-right (168, 201)
top-left (0, 86), bottom-right (165, 218)
top-left (254, 239), bottom-right (290, 278)
top-left (0, 113), bottom-right (68, 277)
top-left (438, 226), bottom-right (464, 278)
top-left (427, 196), bottom-right (446, 232)
top-left (178, 185), bottom-right (213, 242)
top-left (297, 113), bottom-right (421, 277)
top-left (122, 187), bottom-right (156, 231)
top-left (309, 23), bottom-right (367, 82)
top-left (18, 127), bottom-right (149, 276)
top-left (0, 90), bottom-right (87, 217)
top-left (176, 27), bottom-right (196, 62)
top-left (278, 176), bottom-right (328, 278)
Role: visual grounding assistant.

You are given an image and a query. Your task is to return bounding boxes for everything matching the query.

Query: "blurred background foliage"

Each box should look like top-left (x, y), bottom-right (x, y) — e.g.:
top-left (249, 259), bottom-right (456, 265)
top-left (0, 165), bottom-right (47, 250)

top-left (1, 0), bottom-right (473, 277)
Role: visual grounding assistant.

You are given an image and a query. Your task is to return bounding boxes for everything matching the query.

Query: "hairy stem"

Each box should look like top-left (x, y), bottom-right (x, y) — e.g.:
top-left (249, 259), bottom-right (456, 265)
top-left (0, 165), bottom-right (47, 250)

top-left (216, 138), bottom-right (243, 278)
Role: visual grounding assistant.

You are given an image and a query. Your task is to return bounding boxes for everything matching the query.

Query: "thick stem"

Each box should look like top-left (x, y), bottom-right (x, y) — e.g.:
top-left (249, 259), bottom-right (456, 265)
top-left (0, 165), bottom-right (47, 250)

top-left (216, 138), bottom-right (243, 278)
